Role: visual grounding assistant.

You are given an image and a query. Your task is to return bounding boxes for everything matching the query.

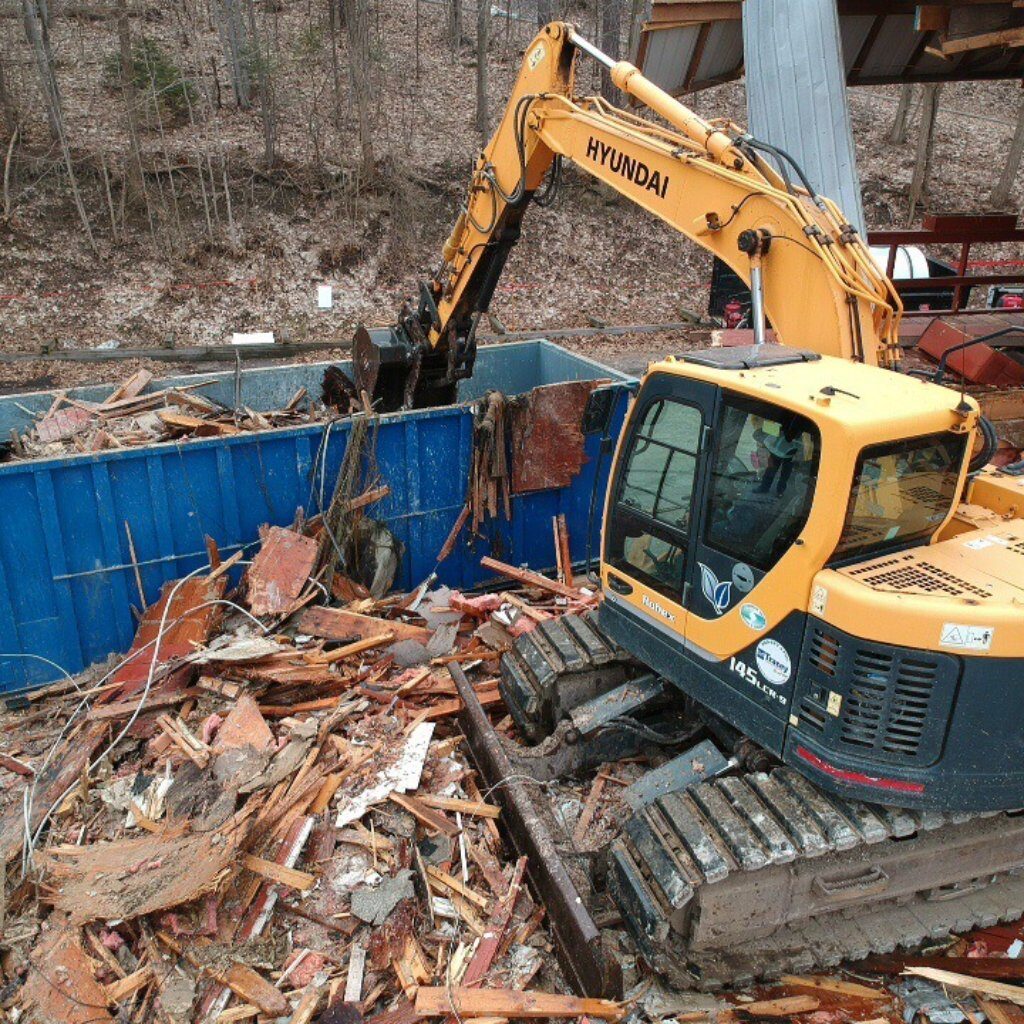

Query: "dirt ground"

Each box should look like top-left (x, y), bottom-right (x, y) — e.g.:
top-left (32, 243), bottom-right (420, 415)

top-left (0, 0), bottom-right (1022, 393)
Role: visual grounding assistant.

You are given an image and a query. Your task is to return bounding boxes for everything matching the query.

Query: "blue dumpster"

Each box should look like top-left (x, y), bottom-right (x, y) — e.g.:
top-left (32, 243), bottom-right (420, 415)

top-left (0, 341), bottom-right (630, 690)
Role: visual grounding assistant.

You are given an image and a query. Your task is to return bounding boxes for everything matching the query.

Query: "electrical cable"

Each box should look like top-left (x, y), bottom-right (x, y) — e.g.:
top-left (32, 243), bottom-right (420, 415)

top-left (0, 653), bottom-right (79, 696)
top-left (969, 415), bottom-right (999, 474)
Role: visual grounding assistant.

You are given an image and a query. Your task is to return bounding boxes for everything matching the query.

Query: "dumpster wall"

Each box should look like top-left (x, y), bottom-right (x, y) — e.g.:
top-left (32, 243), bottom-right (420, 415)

top-left (0, 342), bottom-right (630, 690)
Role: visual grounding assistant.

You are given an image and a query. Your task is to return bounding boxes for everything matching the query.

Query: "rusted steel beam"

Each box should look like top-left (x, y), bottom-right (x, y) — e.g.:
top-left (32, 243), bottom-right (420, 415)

top-left (451, 664), bottom-right (623, 1000)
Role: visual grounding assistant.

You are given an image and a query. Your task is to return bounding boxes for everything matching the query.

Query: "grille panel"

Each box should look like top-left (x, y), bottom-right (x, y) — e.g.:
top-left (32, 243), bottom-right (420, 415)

top-left (846, 553), bottom-right (991, 600)
top-left (795, 626), bottom-right (959, 767)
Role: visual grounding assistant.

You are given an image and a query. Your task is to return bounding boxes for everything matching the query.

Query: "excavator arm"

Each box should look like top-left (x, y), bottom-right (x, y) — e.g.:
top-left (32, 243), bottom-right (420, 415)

top-left (353, 21), bottom-right (903, 410)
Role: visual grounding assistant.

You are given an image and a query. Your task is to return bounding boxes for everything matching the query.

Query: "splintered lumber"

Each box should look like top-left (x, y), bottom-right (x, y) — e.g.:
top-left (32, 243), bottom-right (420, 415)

top-left (552, 514), bottom-right (573, 586)
top-left (414, 987), bottom-right (627, 1021)
top-left (979, 1000), bottom-right (1024, 1024)
top-left (22, 923), bottom-right (115, 1023)
top-left (317, 633), bottom-right (396, 663)
top-left (390, 793), bottom-right (461, 836)
top-left (103, 368), bottom-right (153, 406)
top-left (299, 606), bottom-right (432, 644)
top-left (738, 996), bottom-right (821, 1016)
top-left (157, 931), bottom-right (288, 1016)
top-left (243, 852), bottom-right (316, 891)
top-left (904, 968), bottom-right (1024, 1006)
top-left (416, 794), bottom-right (501, 819)
top-left (479, 556), bottom-right (586, 601)
top-left (103, 965), bottom-right (154, 1002)
top-left (779, 975), bottom-right (889, 999)
top-left (425, 866), bottom-right (491, 910)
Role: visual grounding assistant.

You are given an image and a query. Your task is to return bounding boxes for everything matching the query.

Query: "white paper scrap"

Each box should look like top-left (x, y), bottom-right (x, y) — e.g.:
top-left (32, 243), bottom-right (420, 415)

top-left (335, 721), bottom-right (435, 827)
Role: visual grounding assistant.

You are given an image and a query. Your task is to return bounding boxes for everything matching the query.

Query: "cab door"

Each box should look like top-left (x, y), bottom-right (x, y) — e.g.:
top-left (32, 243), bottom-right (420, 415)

top-left (602, 374), bottom-right (719, 638)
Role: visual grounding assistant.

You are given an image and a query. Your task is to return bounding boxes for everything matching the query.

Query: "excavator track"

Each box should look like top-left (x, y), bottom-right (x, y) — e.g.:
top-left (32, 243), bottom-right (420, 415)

top-left (497, 614), bottom-right (1024, 991)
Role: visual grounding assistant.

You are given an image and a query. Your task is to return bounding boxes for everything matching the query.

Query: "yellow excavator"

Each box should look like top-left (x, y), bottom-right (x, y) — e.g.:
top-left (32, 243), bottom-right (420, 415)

top-left (354, 24), bottom-right (1024, 990)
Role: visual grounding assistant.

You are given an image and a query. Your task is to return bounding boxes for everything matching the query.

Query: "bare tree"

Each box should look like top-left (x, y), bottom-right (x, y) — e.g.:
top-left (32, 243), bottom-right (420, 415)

top-left (907, 83), bottom-right (941, 225)
top-left (244, 0), bottom-right (276, 165)
top-left (0, 48), bottom-right (17, 137)
top-left (888, 83), bottom-right (915, 145)
top-left (625, 0), bottom-right (645, 62)
top-left (600, 0), bottom-right (622, 103)
top-left (476, 0), bottom-right (490, 143)
top-left (343, 0), bottom-right (375, 178)
top-left (114, 0), bottom-right (148, 216)
top-left (20, 0), bottom-right (95, 249)
top-left (990, 92), bottom-right (1024, 211)
top-left (214, 0), bottom-right (251, 109)
top-left (446, 0), bottom-right (461, 51)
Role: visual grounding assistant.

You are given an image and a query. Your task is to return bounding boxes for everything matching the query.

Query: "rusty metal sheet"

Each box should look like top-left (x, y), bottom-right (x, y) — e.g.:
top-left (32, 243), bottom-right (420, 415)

top-left (510, 380), bottom-right (605, 494)
top-left (246, 526), bottom-right (318, 616)
top-left (107, 577), bottom-right (227, 696)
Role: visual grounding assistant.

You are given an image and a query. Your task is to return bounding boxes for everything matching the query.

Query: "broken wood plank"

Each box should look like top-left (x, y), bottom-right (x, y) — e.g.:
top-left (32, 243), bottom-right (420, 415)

top-left (316, 633), bottom-right (396, 664)
top-left (23, 924), bottom-right (115, 1023)
top-left (425, 866), bottom-right (491, 911)
top-left (416, 794), bottom-right (500, 819)
top-left (423, 690), bottom-right (504, 721)
top-left (156, 931), bottom-right (288, 1016)
top-left (103, 965), bottom-right (154, 1003)
top-left (479, 556), bottom-right (587, 601)
top-left (299, 606), bottom-right (432, 644)
top-left (414, 987), bottom-right (626, 1021)
top-left (389, 792), bottom-right (461, 836)
top-left (903, 968), bottom-right (1024, 1007)
top-left (738, 996), bottom-right (820, 1017)
top-left (779, 975), bottom-right (889, 999)
top-left (0, 752), bottom-right (33, 776)
top-left (552, 514), bottom-right (573, 586)
top-left (247, 526), bottom-right (319, 617)
top-left (242, 852), bottom-right (316, 891)
top-left (102, 368), bottom-right (154, 406)
top-left (573, 772), bottom-right (607, 845)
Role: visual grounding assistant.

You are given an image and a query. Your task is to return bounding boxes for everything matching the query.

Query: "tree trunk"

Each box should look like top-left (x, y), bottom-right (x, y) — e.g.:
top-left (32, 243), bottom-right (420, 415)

top-left (114, 0), bottom-right (146, 209)
top-left (20, 0), bottom-right (95, 249)
top-left (906, 83), bottom-right (941, 225)
top-left (625, 0), bottom-right (645, 62)
top-left (989, 93), bottom-right (1024, 211)
top-left (600, 0), bottom-right (622, 103)
top-left (0, 49), bottom-right (17, 137)
top-left (342, 0), bottom-right (374, 178)
top-left (244, 0), bottom-right (276, 165)
top-left (476, 0), bottom-right (489, 143)
top-left (536, 0), bottom-right (554, 26)
top-left (214, 0), bottom-right (251, 109)
top-left (888, 83), bottom-right (915, 145)
top-left (446, 0), bottom-right (461, 51)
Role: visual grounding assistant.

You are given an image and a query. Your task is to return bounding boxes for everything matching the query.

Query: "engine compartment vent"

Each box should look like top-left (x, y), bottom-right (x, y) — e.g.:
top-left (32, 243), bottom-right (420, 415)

top-left (845, 552), bottom-right (991, 600)
top-left (794, 626), bottom-right (959, 767)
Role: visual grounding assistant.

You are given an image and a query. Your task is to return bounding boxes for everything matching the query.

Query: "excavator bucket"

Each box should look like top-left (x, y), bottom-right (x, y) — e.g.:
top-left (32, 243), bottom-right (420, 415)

top-left (352, 324), bottom-right (420, 412)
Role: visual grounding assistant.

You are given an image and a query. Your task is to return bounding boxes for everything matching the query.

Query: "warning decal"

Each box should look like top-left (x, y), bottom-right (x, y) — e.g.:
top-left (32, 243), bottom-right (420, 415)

top-left (940, 623), bottom-right (995, 651)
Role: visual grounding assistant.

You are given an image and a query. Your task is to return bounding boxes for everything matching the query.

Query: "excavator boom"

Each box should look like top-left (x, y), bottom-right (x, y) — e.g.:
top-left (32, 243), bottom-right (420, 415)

top-left (353, 22), bottom-right (902, 410)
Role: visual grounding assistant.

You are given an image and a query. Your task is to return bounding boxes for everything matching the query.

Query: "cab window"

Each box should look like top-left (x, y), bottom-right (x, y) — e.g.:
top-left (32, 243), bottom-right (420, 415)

top-left (606, 399), bottom-right (702, 599)
top-left (704, 395), bottom-right (820, 571)
top-left (833, 432), bottom-right (966, 561)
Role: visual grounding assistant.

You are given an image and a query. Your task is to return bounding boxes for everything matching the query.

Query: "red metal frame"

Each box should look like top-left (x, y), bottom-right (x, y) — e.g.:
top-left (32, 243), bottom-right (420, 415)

top-left (868, 214), bottom-right (1024, 317)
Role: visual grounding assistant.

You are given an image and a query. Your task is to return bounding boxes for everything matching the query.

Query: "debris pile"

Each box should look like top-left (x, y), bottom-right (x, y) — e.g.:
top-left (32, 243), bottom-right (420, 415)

top-left (3, 368), bottom-right (325, 462)
top-left (0, 505), bottom-right (614, 1024)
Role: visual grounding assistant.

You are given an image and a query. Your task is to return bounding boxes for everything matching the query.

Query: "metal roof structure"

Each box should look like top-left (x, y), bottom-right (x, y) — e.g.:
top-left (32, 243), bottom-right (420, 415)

top-left (637, 0), bottom-right (1024, 94)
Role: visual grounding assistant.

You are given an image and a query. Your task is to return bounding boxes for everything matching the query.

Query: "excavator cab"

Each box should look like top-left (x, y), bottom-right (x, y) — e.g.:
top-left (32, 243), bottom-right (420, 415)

top-left (592, 345), bottom-right (1024, 812)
